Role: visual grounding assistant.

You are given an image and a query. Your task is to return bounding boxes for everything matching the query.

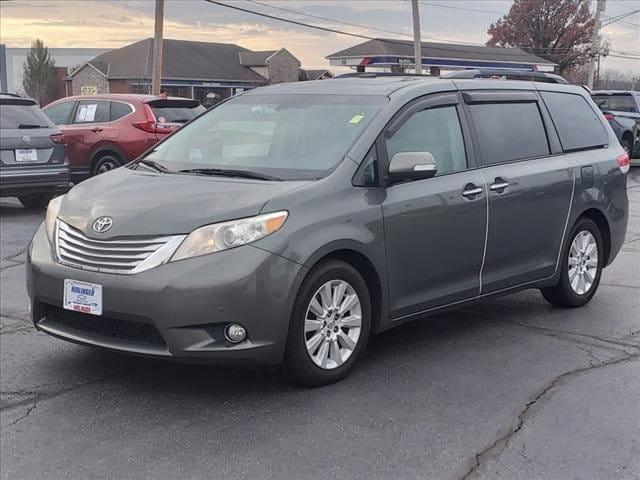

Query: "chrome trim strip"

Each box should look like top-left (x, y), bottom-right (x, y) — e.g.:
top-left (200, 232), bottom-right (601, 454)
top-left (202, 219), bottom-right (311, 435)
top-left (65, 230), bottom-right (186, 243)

top-left (58, 221), bottom-right (173, 245)
top-left (554, 164), bottom-right (577, 272)
top-left (477, 169), bottom-right (490, 295)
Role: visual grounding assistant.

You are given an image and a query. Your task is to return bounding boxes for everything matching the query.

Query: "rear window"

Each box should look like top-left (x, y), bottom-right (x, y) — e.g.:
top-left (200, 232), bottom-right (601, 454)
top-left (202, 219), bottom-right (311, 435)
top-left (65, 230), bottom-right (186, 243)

top-left (468, 102), bottom-right (550, 165)
top-left (148, 100), bottom-right (205, 124)
top-left (591, 94), bottom-right (637, 113)
top-left (0, 101), bottom-right (54, 129)
top-left (541, 92), bottom-right (609, 151)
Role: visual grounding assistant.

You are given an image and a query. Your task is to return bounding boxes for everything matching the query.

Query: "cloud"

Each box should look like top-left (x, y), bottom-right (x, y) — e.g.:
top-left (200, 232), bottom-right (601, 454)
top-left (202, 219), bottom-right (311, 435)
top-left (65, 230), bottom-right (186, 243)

top-left (1, 0), bottom-right (637, 71)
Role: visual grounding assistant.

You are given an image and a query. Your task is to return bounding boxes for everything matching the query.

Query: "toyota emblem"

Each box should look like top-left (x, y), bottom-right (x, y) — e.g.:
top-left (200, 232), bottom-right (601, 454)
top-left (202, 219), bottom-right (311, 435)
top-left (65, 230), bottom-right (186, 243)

top-left (22, 135), bottom-right (31, 143)
top-left (92, 217), bottom-right (113, 233)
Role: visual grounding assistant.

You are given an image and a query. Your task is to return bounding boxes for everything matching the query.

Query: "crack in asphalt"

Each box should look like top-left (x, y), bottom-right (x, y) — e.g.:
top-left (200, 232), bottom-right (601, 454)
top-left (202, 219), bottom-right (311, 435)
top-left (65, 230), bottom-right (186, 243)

top-left (0, 248), bottom-right (27, 271)
top-left (458, 353), bottom-right (640, 480)
top-left (0, 371), bottom-right (127, 426)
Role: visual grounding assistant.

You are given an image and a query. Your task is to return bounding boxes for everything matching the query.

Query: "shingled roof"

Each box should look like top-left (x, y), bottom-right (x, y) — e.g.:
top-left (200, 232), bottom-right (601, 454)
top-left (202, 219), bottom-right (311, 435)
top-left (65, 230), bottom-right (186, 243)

top-left (327, 38), bottom-right (555, 66)
top-left (71, 38), bottom-right (268, 83)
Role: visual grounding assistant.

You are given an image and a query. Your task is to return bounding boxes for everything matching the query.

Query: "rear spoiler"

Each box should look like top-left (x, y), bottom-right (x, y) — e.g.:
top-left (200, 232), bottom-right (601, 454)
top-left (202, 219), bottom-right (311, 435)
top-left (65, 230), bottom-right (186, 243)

top-left (145, 99), bottom-right (201, 109)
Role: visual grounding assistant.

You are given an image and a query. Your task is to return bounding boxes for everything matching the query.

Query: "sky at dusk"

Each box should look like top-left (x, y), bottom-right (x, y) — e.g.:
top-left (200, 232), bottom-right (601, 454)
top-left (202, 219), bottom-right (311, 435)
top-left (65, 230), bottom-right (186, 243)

top-left (1, 0), bottom-right (638, 72)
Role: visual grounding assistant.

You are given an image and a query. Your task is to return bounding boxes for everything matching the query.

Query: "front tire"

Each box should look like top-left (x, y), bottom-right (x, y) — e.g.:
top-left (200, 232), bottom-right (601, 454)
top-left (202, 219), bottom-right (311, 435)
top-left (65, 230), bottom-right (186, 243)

top-left (284, 260), bottom-right (371, 387)
top-left (541, 217), bottom-right (603, 308)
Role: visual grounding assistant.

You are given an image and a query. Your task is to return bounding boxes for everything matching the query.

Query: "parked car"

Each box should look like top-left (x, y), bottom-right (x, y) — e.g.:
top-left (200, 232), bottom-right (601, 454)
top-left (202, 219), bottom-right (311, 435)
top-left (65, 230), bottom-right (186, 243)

top-left (591, 90), bottom-right (640, 161)
top-left (27, 78), bottom-right (629, 386)
top-left (43, 94), bottom-right (205, 182)
top-left (0, 93), bottom-right (69, 208)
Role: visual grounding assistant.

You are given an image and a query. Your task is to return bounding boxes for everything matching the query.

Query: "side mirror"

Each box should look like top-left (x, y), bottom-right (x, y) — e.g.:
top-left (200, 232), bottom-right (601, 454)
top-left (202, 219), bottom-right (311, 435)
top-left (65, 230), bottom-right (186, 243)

top-left (388, 152), bottom-right (438, 183)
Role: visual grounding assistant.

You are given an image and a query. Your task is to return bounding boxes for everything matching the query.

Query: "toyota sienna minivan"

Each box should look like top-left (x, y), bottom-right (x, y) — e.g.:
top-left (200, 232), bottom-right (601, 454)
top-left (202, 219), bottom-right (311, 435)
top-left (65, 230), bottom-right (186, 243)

top-left (27, 77), bottom-right (630, 386)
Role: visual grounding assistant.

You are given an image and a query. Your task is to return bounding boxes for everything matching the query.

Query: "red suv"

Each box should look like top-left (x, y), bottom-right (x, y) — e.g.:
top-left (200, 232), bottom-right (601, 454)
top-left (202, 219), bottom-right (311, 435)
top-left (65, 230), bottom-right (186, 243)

top-left (43, 94), bottom-right (204, 182)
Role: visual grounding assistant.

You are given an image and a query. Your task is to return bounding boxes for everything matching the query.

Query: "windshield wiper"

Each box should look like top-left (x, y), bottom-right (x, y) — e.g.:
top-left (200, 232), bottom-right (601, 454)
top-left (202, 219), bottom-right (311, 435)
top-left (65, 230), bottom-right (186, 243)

top-left (18, 123), bottom-right (48, 129)
top-left (135, 158), bottom-right (173, 173)
top-left (179, 168), bottom-right (282, 181)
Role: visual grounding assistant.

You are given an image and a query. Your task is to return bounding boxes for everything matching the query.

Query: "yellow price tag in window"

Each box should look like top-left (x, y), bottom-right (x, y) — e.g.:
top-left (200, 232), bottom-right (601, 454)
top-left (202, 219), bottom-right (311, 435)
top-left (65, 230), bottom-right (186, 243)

top-left (349, 114), bottom-right (365, 124)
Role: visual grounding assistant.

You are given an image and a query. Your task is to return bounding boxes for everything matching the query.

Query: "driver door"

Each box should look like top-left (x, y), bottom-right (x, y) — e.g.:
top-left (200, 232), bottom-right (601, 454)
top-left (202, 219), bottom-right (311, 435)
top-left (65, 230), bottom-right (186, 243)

top-left (381, 94), bottom-right (487, 319)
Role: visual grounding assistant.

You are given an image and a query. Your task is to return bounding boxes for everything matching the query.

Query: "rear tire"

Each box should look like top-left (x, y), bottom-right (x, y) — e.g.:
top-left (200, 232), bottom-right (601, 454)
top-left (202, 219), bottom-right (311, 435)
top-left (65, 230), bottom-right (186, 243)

top-left (283, 260), bottom-right (371, 387)
top-left (541, 217), bottom-right (603, 308)
top-left (92, 154), bottom-right (122, 176)
top-left (18, 193), bottom-right (53, 209)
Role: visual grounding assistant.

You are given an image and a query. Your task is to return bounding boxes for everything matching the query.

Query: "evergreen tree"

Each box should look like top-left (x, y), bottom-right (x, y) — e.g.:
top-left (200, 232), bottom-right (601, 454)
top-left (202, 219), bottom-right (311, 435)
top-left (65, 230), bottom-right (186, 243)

top-left (22, 39), bottom-right (56, 105)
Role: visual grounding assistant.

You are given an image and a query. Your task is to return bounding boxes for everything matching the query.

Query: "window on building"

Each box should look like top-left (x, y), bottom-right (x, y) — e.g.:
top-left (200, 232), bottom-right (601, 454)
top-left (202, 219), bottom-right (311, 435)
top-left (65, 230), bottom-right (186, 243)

top-left (73, 100), bottom-right (109, 123)
top-left (385, 105), bottom-right (467, 176)
top-left (468, 102), bottom-right (549, 164)
top-left (542, 92), bottom-right (610, 151)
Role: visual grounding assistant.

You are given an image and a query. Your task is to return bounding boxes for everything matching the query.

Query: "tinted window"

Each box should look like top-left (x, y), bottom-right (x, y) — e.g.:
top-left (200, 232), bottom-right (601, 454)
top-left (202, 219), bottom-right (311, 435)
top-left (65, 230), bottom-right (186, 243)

top-left (591, 94), bottom-right (637, 113)
top-left (110, 101), bottom-right (133, 121)
top-left (44, 101), bottom-right (75, 125)
top-left (150, 104), bottom-right (205, 124)
top-left (386, 105), bottom-right (467, 175)
top-left (542, 92), bottom-right (609, 151)
top-left (0, 101), bottom-right (54, 129)
top-left (73, 100), bottom-right (109, 123)
top-left (144, 94), bottom-right (387, 181)
top-left (355, 146), bottom-right (378, 186)
top-left (469, 102), bottom-right (549, 164)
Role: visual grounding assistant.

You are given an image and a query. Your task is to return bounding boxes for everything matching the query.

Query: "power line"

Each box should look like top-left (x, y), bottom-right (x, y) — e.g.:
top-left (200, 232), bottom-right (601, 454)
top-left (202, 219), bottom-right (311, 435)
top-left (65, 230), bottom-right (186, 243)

top-left (418, 1), bottom-right (504, 15)
top-left (244, 0), bottom-right (413, 40)
top-left (206, 0), bottom-right (634, 63)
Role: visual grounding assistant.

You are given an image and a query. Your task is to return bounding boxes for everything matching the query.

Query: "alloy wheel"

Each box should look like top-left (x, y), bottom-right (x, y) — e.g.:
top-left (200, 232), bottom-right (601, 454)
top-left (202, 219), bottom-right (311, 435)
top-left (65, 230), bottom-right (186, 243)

top-left (304, 279), bottom-right (362, 369)
top-left (568, 230), bottom-right (598, 295)
top-left (97, 159), bottom-right (118, 174)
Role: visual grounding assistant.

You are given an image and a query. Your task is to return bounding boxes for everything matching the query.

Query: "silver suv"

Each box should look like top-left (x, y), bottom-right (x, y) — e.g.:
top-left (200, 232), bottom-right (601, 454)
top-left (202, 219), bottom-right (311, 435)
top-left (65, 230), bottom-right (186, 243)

top-left (27, 78), bottom-right (630, 386)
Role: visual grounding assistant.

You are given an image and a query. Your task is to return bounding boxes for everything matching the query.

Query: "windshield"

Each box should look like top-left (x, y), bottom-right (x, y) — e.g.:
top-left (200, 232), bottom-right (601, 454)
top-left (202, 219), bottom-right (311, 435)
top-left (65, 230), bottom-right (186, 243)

top-left (592, 94), bottom-right (637, 113)
top-left (142, 94), bottom-right (387, 180)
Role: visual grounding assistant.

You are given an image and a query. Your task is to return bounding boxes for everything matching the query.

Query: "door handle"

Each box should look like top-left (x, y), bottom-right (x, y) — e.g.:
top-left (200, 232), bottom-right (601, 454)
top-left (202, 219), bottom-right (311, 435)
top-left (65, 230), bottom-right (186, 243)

top-left (462, 185), bottom-right (483, 198)
top-left (91, 127), bottom-right (103, 133)
top-left (489, 180), bottom-right (509, 192)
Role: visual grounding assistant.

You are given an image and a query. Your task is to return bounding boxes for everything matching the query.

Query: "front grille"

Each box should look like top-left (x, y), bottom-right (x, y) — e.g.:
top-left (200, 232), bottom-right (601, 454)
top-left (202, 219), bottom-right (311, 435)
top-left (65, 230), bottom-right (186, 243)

top-left (40, 305), bottom-right (166, 347)
top-left (55, 220), bottom-right (183, 274)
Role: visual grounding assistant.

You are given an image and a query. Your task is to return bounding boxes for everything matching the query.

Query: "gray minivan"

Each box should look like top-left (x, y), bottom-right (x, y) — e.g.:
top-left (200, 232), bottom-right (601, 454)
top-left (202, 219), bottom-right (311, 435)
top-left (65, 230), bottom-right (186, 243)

top-left (27, 77), bottom-right (630, 386)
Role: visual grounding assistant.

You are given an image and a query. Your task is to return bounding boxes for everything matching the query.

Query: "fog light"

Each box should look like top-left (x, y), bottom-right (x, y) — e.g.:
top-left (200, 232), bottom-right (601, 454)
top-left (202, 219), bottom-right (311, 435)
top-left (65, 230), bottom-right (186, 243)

top-left (225, 324), bottom-right (247, 343)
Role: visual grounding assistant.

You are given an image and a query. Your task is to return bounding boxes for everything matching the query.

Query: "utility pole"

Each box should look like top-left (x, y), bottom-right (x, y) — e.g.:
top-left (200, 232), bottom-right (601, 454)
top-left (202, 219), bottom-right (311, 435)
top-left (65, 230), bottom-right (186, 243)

top-left (411, 0), bottom-right (422, 74)
top-left (151, 0), bottom-right (164, 95)
top-left (587, 0), bottom-right (605, 90)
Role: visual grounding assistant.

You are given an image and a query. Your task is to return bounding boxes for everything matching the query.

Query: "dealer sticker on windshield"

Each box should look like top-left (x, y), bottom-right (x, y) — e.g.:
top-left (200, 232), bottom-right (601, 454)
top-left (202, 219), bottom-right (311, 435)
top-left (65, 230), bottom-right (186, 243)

top-left (63, 279), bottom-right (103, 316)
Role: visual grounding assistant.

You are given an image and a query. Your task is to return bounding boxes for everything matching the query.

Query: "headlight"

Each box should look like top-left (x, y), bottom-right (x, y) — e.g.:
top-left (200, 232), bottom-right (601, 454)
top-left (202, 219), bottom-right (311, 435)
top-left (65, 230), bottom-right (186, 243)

top-left (171, 211), bottom-right (288, 261)
top-left (45, 195), bottom-right (64, 242)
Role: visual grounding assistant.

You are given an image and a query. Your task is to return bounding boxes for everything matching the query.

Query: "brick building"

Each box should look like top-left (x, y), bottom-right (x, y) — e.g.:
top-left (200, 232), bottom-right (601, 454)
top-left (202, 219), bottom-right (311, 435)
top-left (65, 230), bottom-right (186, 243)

top-left (66, 38), bottom-right (330, 104)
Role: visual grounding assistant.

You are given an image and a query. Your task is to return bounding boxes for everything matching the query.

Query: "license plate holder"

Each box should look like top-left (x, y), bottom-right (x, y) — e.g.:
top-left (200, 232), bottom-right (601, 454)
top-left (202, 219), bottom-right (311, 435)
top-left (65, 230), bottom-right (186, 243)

top-left (15, 149), bottom-right (38, 162)
top-left (63, 279), bottom-right (103, 316)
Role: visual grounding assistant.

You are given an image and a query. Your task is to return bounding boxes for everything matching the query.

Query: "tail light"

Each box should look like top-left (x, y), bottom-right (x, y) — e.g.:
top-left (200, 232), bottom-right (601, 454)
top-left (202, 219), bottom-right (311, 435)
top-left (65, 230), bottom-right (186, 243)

top-left (617, 153), bottom-right (630, 174)
top-left (50, 133), bottom-right (65, 144)
top-left (603, 113), bottom-right (614, 121)
top-left (132, 104), bottom-right (158, 133)
top-left (132, 104), bottom-right (178, 135)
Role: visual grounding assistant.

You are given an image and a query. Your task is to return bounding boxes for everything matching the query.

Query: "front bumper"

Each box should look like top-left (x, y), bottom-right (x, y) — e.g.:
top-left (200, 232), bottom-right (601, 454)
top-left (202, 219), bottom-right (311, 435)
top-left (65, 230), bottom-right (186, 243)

top-left (27, 225), bottom-right (306, 365)
top-left (0, 166), bottom-right (70, 196)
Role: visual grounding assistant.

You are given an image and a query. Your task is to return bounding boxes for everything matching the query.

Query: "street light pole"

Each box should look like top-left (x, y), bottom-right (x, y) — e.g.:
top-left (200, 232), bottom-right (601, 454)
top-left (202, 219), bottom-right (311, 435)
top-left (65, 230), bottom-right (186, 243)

top-left (587, 0), bottom-right (605, 90)
top-left (151, 0), bottom-right (164, 95)
top-left (411, 0), bottom-right (422, 74)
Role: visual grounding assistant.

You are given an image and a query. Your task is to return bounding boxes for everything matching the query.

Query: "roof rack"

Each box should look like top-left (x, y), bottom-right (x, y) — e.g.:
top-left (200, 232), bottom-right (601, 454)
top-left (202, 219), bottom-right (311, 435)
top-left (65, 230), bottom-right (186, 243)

top-left (0, 92), bottom-right (24, 98)
top-left (441, 69), bottom-right (567, 84)
top-left (335, 72), bottom-right (434, 79)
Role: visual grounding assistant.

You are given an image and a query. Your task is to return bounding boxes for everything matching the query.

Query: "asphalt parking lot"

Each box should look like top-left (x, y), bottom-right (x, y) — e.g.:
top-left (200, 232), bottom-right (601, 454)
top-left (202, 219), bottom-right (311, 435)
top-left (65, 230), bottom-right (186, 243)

top-left (1, 169), bottom-right (639, 480)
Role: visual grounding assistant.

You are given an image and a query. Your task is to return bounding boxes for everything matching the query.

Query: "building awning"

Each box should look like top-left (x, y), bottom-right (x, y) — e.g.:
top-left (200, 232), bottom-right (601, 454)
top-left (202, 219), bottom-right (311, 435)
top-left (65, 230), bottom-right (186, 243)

top-left (327, 39), bottom-right (556, 72)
